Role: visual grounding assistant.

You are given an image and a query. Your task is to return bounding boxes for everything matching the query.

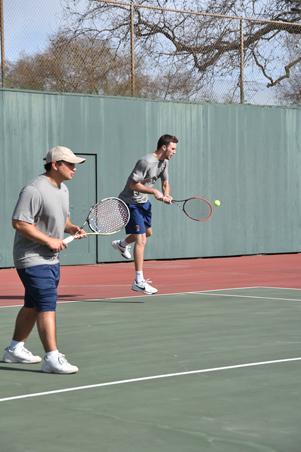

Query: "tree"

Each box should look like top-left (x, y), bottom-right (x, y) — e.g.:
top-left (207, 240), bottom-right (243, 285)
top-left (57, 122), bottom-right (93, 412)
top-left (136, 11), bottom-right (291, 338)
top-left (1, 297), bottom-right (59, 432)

top-left (6, 33), bottom-right (134, 94)
top-left (63, 0), bottom-right (301, 103)
top-left (276, 34), bottom-right (301, 103)
top-left (6, 30), bottom-right (197, 99)
top-left (287, 0), bottom-right (301, 13)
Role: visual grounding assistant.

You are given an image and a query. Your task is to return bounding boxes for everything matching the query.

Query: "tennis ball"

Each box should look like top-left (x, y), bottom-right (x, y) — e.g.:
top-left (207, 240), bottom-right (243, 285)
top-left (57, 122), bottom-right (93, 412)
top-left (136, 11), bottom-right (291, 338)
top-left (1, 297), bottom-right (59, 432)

top-left (214, 199), bottom-right (221, 207)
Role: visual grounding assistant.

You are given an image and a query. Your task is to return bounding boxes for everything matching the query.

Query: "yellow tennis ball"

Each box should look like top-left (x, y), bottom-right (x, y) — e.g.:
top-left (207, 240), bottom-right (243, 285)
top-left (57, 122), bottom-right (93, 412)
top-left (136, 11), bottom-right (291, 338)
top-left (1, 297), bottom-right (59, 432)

top-left (214, 199), bottom-right (221, 207)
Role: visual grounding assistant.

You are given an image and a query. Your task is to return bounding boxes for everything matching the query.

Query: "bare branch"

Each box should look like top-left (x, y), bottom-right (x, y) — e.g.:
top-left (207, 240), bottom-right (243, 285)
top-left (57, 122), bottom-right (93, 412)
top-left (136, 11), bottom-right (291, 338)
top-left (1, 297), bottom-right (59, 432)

top-left (267, 56), bottom-right (301, 86)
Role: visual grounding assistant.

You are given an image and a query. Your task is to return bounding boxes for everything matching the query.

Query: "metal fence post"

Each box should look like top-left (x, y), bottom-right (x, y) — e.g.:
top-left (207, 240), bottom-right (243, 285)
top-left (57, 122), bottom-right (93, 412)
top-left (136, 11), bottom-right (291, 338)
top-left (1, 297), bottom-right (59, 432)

top-left (130, 1), bottom-right (136, 96)
top-left (239, 18), bottom-right (245, 104)
top-left (0, 0), bottom-right (5, 88)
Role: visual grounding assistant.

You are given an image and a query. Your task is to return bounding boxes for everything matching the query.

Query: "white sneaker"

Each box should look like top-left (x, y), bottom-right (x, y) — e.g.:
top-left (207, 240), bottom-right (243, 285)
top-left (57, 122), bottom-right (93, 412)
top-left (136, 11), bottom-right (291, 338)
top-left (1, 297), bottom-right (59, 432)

top-left (131, 280), bottom-right (158, 295)
top-left (3, 343), bottom-right (42, 364)
top-left (112, 240), bottom-right (132, 260)
top-left (41, 353), bottom-right (79, 374)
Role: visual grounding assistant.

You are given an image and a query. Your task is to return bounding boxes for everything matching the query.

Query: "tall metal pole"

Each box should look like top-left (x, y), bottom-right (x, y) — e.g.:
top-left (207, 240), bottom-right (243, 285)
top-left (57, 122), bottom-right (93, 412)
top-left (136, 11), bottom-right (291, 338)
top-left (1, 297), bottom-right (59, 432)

top-left (239, 18), bottom-right (245, 104)
top-left (0, 0), bottom-right (5, 88)
top-left (130, 1), bottom-right (136, 96)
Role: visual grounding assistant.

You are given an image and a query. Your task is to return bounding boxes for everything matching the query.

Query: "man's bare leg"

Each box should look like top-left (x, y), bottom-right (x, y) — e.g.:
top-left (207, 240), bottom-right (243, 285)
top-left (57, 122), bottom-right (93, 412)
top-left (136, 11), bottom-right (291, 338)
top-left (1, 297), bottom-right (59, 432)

top-left (3, 306), bottom-right (42, 363)
top-left (134, 233), bottom-right (147, 272)
top-left (12, 306), bottom-right (38, 342)
top-left (36, 311), bottom-right (57, 352)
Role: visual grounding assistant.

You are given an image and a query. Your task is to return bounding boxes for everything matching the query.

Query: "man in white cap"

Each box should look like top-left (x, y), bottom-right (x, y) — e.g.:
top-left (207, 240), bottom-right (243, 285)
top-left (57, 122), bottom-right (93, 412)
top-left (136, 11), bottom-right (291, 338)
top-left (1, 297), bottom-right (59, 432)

top-left (3, 146), bottom-right (86, 374)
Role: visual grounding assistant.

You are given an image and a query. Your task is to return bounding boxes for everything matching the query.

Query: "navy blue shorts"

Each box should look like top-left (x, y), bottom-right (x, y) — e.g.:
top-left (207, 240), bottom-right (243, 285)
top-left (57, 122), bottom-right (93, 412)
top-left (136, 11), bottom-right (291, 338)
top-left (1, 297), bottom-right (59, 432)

top-left (17, 264), bottom-right (60, 312)
top-left (125, 201), bottom-right (152, 234)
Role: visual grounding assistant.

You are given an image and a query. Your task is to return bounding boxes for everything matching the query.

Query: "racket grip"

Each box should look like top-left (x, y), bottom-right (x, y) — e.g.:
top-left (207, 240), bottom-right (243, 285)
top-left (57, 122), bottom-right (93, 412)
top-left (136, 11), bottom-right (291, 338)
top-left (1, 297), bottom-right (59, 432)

top-left (63, 235), bottom-right (75, 245)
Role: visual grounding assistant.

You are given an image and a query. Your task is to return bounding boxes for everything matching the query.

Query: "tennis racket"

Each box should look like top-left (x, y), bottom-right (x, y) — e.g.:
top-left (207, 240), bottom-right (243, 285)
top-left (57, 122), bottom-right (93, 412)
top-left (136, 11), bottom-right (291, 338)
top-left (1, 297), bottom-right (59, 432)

top-left (63, 197), bottom-right (130, 245)
top-left (172, 196), bottom-right (213, 222)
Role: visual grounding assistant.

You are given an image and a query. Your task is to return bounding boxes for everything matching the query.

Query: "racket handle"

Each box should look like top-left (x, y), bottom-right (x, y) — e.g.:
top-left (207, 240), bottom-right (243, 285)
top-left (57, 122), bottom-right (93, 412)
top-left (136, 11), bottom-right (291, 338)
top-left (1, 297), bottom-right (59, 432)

top-left (63, 235), bottom-right (75, 245)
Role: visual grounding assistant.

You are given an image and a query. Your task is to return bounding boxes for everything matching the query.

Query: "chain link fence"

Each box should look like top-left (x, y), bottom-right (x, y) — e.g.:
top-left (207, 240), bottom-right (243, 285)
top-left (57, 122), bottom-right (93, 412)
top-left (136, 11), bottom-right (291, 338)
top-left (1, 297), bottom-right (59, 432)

top-left (1, 0), bottom-right (301, 105)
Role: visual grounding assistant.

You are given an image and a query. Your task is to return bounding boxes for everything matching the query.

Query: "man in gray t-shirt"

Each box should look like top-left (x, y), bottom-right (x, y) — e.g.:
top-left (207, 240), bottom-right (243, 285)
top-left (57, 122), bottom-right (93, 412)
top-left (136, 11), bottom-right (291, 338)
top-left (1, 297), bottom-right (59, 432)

top-left (112, 134), bottom-right (178, 295)
top-left (12, 174), bottom-right (70, 269)
top-left (3, 146), bottom-right (86, 374)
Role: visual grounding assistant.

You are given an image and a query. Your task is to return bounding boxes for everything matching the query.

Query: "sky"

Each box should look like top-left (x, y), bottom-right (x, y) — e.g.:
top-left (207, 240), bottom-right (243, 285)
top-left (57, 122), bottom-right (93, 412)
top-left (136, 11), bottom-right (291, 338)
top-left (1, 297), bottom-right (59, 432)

top-left (4, 0), bottom-right (68, 61)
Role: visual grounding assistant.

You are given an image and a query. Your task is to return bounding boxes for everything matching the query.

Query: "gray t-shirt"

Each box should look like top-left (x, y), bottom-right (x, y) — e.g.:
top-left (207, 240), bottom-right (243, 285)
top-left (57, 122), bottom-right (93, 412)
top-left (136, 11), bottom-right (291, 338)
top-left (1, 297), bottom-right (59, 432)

top-left (119, 153), bottom-right (169, 204)
top-left (12, 175), bottom-right (70, 268)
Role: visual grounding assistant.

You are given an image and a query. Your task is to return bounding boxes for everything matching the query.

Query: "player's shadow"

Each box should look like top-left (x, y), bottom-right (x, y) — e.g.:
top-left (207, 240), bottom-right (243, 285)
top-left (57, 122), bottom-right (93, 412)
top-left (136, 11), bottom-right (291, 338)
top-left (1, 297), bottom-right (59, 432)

top-left (0, 295), bottom-right (80, 300)
top-left (84, 299), bottom-right (145, 304)
top-left (0, 296), bottom-right (24, 300)
top-left (0, 364), bottom-right (42, 373)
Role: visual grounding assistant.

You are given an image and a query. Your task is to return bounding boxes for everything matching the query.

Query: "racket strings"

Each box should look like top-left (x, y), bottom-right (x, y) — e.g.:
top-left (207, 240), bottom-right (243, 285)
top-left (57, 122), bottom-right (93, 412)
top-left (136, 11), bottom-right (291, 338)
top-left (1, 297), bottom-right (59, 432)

top-left (88, 199), bottom-right (129, 234)
top-left (183, 198), bottom-right (212, 221)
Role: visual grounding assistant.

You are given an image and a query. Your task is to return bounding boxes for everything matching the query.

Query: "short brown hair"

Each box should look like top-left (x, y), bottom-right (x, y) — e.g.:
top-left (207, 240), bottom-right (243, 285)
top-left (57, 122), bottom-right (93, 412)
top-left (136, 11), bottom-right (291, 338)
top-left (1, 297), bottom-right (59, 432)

top-left (157, 134), bottom-right (178, 149)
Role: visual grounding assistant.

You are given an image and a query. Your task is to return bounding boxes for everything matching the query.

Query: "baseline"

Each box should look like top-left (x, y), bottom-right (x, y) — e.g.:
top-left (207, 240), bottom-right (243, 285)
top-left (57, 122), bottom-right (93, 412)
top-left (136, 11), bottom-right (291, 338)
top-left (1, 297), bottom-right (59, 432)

top-left (0, 286), bottom-right (263, 309)
top-left (187, 286), bottom-right (301, 303)
top-left (1, 357), bottom-right (301, 403)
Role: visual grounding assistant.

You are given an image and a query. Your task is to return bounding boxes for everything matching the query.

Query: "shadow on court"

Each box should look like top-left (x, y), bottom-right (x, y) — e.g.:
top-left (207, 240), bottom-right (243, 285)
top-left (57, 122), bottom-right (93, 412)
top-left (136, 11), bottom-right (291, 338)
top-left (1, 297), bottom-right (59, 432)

top-left (0, 296), bottom-right (24, 300)
top-left (0, 365), bottom-right (42, 373)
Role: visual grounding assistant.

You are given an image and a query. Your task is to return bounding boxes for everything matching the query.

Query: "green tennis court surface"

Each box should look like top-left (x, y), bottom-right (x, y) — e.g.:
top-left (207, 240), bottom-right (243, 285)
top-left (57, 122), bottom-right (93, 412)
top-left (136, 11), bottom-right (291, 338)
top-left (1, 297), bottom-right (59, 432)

top-left (1, 287), bottom-right (301, 452)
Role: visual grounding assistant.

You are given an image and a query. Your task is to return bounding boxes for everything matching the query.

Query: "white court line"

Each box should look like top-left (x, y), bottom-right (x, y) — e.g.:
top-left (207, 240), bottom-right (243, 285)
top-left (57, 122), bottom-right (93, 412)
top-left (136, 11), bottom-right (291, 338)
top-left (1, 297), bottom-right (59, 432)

top-left (1, 286), bottom-right (300, 310)
top-left (0, 286), bottom-right (262, 309)
top-left (192, 292), bottom-right (301, 303)
top-left (1, 356), bottom-right (301, 403)
top-left (189, 286), bottom-right (262, 294)
top-left (258, 286), bottom-right (301, 292)
top-left (2, 286), bottom-right (301, 310)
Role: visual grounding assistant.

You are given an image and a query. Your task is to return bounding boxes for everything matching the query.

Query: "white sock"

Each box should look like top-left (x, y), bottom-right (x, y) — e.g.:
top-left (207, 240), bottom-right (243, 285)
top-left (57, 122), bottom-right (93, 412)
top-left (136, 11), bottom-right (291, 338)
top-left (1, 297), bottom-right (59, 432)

top-left (46, 350), bottom-right (59, 360)
top-left (120, 240), bottom-right (128, 248)
top-left (136, 271), bottom-right (144, 283)
top-left (10, 340), bottom-right (24, 350)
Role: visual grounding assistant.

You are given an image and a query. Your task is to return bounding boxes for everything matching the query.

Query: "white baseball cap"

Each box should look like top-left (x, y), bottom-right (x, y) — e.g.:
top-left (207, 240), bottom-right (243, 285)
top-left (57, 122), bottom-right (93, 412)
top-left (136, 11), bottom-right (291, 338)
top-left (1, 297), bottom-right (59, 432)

top-left (44, 146), bottom-right (86, 164)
